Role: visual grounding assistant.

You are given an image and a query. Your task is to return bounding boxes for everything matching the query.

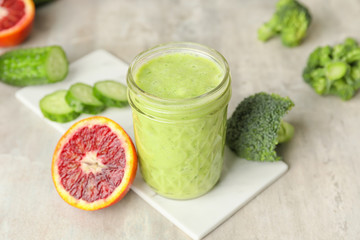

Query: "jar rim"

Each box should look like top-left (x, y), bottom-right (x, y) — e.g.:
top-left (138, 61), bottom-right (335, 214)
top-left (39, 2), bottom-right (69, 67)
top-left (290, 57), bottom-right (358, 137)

top-left (127, 41), bottom-right (230, 105)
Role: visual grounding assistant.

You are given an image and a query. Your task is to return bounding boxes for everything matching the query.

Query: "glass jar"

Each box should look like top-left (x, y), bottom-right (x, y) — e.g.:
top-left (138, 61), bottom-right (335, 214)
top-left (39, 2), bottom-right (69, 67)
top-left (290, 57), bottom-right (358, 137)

top-left (127, 42), bottom-right (231, 199)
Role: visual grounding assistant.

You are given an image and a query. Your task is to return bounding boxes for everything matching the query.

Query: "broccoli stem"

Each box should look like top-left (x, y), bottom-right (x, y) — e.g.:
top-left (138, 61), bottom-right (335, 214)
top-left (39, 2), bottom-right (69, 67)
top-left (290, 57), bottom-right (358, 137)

top-left (277, 121), bottom-right (294, 143)
top-left (258, 16), bottom-right (279, 42)
top-left (325, 62), bottom-right (348, 81)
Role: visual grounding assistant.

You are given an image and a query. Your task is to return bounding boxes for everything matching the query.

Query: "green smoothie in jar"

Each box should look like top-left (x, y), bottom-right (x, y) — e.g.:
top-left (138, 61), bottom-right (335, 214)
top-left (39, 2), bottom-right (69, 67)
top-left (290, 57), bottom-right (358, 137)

top-left (127, 42), bottom-right (231, 199)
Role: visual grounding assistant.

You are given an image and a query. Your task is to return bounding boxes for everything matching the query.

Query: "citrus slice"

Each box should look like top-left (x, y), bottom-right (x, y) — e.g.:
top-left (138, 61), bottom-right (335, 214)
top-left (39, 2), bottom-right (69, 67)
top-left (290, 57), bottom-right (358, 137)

top-left (52, 116), bottom-right (137, 211)
top-left (0, 0), bottom-right (35, 47)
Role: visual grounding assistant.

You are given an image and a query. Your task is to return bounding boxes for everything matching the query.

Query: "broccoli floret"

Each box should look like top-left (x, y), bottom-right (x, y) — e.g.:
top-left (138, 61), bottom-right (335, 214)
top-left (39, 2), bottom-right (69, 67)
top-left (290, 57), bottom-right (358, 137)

top-left (332, 38), bottom-right (359, 60)
top-left (226, 92), bottom-right (295, 162)
top-left (258, 0), bottom-right (312, 47)
top-left (303, 38), bottom-right (360, 101)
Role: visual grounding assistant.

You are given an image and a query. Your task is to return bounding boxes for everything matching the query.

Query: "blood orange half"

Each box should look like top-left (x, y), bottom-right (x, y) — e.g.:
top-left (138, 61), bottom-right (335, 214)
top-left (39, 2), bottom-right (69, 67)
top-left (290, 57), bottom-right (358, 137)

top-left (52, 116), bottom-right (137, 211)
top-left (0, 0), bottom-right (35, 47)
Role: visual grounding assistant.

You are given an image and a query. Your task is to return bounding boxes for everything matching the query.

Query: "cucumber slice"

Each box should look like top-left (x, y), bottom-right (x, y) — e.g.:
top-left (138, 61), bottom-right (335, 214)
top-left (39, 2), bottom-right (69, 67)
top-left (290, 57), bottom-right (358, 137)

top-left (66, 83), bottom-right (106, 114)
top-left (0, 46), bottom-right (68, 86)
top-left (40, 90), bottom-right (80, 123)
top-left (93, 80), bottom-right (128, 107)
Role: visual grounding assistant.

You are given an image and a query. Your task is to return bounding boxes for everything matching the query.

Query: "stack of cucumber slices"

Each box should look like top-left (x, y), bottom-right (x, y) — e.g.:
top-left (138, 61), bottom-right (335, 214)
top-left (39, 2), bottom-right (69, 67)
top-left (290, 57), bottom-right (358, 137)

top-left (39, 80), bottom-right (128, 123)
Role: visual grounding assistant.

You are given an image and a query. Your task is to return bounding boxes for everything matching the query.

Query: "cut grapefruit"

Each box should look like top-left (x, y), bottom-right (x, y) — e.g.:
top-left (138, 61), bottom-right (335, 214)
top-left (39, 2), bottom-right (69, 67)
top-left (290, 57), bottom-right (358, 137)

top-left (0, 0), bottom-right (35, 47)
top-left (52, 116), bottom-right (137, 211)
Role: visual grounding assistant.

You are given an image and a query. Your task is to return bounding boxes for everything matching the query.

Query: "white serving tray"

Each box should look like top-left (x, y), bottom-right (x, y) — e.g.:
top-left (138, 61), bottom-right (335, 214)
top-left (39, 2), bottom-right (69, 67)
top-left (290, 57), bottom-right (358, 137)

top-left (15, 49), bottom-right (288, 240)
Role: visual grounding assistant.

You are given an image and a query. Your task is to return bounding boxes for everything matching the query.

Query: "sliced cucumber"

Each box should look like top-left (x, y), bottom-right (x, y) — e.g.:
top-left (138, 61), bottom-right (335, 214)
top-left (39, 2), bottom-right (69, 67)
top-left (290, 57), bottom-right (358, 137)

top-left (93, 80), bottom-right (128, 107)
top-left (65, 83), bottom-right (106, 114)
top-left (0, 46), bottom-right (68, 86)
top-left (40, 90), bottom-right (80, 123)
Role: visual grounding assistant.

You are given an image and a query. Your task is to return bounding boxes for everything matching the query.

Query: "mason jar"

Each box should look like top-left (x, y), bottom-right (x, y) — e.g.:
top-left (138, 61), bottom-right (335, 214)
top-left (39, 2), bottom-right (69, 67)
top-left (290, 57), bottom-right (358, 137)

top-left (127, 42), bottom-right (231, 199)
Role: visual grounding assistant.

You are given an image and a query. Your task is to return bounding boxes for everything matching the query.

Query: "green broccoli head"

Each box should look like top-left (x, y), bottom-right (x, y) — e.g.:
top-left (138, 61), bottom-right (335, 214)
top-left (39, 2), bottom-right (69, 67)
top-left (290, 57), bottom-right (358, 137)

top-left (258, 0), bottom-right (311, 47)
top-left (226, 92), bottom-right (295, 162)
top-left (303, 38), bottom-right (360, 101)
top-left (332, 38), bottom-right (359, 61)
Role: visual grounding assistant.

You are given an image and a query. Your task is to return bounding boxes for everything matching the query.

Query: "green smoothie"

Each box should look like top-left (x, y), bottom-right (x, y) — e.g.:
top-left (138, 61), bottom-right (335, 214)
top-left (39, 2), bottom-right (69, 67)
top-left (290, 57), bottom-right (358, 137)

top-left (135, 53), bottom-right (223, 99)
top-left (128, 44), bottom-right (231, 199)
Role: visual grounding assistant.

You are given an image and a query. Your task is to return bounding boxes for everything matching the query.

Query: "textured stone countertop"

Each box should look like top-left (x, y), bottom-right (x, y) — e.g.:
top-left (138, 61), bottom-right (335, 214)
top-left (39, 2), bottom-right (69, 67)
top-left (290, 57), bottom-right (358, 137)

top-left (1, 0), bottom-right (360, 239)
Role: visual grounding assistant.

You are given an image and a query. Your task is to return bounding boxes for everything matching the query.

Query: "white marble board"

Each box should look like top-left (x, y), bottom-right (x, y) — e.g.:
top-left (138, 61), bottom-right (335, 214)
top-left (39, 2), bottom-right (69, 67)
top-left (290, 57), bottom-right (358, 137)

top-left (15, 50), bottom-right (288, 240)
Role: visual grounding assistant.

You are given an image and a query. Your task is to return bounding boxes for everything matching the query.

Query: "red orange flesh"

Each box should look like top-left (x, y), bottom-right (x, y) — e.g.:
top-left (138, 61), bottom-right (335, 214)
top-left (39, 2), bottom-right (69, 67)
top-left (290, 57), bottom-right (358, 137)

top-left (0, 0), bottom-right (35, 47)
top-left (52, 116), bottom-right (137, 211)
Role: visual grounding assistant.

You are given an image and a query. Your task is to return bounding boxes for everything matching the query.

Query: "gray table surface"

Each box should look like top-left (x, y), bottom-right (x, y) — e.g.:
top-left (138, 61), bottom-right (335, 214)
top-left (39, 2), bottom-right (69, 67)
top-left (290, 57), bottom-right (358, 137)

top-left (1, 0), bottom-right (360, 239)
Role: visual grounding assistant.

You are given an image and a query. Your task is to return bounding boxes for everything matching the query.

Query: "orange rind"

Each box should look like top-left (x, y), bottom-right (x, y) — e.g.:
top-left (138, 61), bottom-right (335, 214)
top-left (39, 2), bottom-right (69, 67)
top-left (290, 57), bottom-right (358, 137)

top-left (52, 116), bottom-right (137, 211)
top-left (0, 0), bottom-right (35, 47)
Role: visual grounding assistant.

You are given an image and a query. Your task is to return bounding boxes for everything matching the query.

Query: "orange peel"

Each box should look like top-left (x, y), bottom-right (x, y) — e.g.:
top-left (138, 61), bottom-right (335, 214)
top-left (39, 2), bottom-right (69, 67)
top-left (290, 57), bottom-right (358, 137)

top-left (52, 116), bottom-right (137, 211)
top-left (0, 0), bottom-right (35, 47)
